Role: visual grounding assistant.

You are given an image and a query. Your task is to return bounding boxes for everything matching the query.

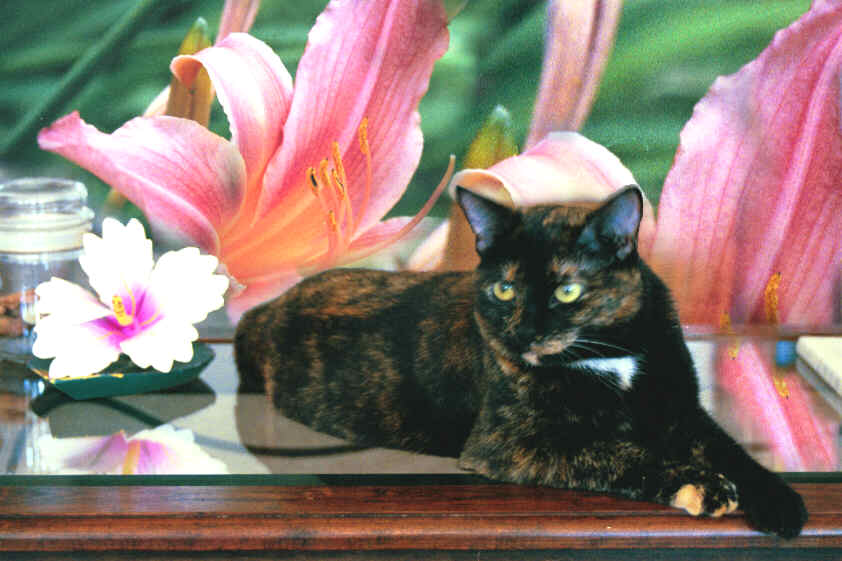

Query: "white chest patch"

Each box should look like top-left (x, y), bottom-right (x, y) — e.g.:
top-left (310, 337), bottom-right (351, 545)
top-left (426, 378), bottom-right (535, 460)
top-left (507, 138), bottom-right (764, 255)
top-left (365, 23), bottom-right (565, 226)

top-left (568, 356), bottom-right (639, 389)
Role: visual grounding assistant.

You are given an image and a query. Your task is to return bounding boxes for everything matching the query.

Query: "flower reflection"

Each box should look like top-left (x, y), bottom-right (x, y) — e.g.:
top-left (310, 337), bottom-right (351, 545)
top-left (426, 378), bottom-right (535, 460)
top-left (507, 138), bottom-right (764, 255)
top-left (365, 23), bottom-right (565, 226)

top-left (36, 425), bottom-right (228, 475)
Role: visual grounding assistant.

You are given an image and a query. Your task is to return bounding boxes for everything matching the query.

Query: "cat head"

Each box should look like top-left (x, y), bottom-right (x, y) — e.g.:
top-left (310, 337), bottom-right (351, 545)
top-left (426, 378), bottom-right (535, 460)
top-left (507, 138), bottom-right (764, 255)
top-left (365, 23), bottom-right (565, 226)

top-left (456, 186), bottom-right (645, 368)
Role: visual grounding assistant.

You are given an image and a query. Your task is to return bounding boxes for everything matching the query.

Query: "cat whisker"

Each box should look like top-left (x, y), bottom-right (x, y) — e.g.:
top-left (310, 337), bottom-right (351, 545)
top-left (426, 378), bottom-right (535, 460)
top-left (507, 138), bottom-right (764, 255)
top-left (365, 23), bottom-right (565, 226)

top-left (573, 338), bottom-right (634, 357)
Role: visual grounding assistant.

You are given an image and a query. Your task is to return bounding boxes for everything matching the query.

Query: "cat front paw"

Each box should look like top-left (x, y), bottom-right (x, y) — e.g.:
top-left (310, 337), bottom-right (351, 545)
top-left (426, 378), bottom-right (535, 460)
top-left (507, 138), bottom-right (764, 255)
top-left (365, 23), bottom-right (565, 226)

top-left (670, 473), bottom-right (739, 518)
top-left (739, 476), bottom-right (808, 539)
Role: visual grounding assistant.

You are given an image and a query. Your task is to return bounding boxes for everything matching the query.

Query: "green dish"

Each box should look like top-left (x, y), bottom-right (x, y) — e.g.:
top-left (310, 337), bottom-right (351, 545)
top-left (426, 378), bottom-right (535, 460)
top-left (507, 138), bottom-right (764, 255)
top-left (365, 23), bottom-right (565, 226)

top-left (28, 342), bottom-right (215, 400)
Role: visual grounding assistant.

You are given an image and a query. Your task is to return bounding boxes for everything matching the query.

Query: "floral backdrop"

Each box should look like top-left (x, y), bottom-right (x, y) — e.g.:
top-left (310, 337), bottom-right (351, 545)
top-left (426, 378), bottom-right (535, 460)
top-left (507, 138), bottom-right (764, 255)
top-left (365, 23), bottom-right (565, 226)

top-left (3, 0), bottom-right (839, 473)
top-left (1, 0), bottom-right (810, 216)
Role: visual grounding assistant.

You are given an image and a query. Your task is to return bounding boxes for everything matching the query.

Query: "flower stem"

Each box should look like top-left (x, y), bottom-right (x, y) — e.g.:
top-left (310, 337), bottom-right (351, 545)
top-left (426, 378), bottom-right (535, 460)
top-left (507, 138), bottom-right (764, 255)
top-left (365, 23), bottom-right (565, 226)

top-left (0, 0), bottom-right (170, 156)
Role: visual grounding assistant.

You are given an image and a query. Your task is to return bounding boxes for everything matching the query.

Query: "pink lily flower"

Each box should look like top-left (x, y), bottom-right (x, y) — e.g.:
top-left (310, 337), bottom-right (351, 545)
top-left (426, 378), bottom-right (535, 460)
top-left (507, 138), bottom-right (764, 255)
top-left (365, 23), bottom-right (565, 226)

top-left (643, 0), bottom-right (842, 470)
top-left (38, 0), bottom-right (450, 318)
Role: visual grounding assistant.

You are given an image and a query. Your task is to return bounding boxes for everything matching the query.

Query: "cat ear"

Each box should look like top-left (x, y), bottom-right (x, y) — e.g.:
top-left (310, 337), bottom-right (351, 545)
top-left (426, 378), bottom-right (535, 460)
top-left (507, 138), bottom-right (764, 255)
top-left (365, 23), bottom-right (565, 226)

top-left (456, 187), bottom-right (516, 255)
top-left (577, 186), bottom-right (643, 261)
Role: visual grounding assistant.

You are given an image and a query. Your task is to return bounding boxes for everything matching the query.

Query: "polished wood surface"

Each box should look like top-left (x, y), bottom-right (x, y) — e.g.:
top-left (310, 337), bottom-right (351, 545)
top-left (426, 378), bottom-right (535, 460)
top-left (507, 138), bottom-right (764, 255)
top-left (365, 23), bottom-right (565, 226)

top-left (0, 482), bottom-right (840, 552)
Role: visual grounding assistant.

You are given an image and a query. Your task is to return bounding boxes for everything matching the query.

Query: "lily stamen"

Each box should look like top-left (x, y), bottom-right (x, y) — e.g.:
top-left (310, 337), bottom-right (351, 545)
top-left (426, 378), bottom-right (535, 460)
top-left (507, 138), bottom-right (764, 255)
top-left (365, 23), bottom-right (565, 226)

top-left (357, 117), bottom-right (372, 233)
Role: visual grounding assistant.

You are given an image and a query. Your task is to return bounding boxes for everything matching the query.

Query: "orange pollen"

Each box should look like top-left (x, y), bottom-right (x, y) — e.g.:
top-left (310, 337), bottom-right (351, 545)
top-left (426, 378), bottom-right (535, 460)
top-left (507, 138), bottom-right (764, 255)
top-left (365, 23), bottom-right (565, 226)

top-left (764, 272), bottom-right (782, 324)
top-left (327, 210), bottom-right (338, 232)
top-left (358, 117), bottom-right (370, 155)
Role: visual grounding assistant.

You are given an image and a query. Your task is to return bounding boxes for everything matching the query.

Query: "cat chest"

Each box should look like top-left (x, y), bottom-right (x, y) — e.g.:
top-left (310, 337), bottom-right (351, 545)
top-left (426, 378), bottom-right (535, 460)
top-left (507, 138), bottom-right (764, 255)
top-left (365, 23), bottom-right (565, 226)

top-left (567, 356), bottom-right (640, 390)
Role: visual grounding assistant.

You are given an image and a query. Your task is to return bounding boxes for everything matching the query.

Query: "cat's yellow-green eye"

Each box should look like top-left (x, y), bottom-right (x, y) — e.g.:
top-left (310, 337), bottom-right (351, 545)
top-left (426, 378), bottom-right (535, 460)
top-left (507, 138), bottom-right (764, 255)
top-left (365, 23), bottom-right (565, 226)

top-left (554, 283), bottom-right (583, 304)
top-left (492, 281), bottom-right (516, 301)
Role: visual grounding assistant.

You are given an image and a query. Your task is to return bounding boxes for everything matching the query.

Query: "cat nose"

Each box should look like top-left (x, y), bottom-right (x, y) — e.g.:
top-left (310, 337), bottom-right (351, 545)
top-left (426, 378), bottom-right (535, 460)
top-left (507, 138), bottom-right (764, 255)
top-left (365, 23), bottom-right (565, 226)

top-left (515, 325), bottom-right (539, 348)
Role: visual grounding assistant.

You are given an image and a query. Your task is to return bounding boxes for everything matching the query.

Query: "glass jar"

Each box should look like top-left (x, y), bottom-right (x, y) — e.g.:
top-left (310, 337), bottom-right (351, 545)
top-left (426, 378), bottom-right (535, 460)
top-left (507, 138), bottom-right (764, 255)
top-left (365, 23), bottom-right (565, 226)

top-left (0, 178), bottom-right (94, 362)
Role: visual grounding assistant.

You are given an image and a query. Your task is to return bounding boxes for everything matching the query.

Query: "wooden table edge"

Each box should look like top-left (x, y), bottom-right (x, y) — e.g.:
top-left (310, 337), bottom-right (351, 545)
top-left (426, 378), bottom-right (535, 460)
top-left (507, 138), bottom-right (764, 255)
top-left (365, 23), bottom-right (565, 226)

top-left (0, 482), bottom-right (839, 551)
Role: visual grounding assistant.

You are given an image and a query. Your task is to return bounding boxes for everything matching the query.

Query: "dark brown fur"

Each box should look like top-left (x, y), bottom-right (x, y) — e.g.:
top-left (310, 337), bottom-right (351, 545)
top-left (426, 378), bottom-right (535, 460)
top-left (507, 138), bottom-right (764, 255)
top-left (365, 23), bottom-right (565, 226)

top-left (235, 187), bottom-right (807, 538)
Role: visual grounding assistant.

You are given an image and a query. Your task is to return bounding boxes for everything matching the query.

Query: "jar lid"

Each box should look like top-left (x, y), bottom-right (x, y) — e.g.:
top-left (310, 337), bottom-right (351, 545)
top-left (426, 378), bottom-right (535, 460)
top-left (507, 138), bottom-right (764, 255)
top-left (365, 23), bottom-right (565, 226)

top-left (0, 177), bottom-right (95, 252)
top-left (0, 177), bottom-right (90, 215)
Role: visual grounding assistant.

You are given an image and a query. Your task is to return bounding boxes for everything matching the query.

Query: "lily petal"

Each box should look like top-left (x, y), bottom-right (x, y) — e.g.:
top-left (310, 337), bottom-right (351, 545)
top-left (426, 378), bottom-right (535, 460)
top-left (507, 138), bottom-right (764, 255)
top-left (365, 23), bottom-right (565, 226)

top-left (225, 271), bottom-right (302, 322)
top-left (451, 132), bottom-right (642, 206)
top-left (646, 0), bottom-right (842, 327)
top-left (258, 0), bottom-right (450, 232)
top-left (38, 112), bottom-right (247, 255)
top-left (217, 0), bottom-right (261, 41)
top-left (413, 132), bottom-right (655, 271)
top-left (527, 0), bottom-right (624, 147)
top-left (171, 32), bottom-right (293, 207)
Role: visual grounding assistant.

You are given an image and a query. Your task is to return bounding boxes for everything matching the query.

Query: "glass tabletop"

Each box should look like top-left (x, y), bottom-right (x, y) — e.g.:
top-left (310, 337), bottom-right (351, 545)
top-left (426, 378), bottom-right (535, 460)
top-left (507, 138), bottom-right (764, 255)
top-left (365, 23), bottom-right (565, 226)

top-left (1, 335), bottom-right (840, 477)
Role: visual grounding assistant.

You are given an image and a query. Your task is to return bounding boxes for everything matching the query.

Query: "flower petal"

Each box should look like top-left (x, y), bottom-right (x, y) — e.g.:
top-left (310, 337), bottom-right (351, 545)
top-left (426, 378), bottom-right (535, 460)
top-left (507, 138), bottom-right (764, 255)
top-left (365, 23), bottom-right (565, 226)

top-left (34, 278), bottom-right (111, 324)
top-left (455, 132), bottom-right (641, 205)
top-left (646, 1), bottom-right (842, 327)
top-left (422, 132), bottom-right (656, 271)
top-left (405, 219), bottom-right (450, 271)
top-left (147, 247), bottom-right (229, 325)
top-left (38, 112), bottom-right (246, 254)
top-left (225, 270), bottom-right (302, 322)
top-left (342, 217), bottom-right (414, 264)
top-left (33, 315), bottom-right (121, 378)
top-left (171, 32), bottom-right (293, 208)
top-left (79, 218), bottom-right (154, 307)
top-left (526, 0), bottom-right (623, 147)
top-left (119, 316), bottom-right (198, 373)
top-left (257, 0), bottom-right (450, 231)
top-left (217, 0), bottom-right (261, 41)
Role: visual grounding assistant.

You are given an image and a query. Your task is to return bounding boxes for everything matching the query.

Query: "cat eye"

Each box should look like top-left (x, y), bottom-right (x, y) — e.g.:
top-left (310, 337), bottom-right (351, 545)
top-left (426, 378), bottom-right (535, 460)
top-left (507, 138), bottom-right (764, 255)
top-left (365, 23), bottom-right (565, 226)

top-left (554, 283), bottom-right (583, 304)
top-left (492, 281), bottom-right (516, 302)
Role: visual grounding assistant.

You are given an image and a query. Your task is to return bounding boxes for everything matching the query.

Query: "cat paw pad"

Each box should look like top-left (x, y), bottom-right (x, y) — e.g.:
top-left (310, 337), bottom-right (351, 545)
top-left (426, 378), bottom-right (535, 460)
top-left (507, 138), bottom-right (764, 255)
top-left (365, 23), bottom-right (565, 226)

top-left (671, 475), bottom-right (738, 517)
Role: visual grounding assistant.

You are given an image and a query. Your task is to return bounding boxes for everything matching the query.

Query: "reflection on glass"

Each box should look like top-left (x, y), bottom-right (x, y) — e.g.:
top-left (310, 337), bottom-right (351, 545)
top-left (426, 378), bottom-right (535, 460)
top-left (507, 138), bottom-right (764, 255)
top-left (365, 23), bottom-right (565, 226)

top-left (0, 341), bottom-right (839, 476)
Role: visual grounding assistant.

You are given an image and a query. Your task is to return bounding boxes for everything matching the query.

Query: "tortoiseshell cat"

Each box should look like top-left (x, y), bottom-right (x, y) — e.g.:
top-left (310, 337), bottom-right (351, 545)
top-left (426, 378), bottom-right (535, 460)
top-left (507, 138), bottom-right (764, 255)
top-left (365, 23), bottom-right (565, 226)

top-left (235, 186), bottom-right (807, 538)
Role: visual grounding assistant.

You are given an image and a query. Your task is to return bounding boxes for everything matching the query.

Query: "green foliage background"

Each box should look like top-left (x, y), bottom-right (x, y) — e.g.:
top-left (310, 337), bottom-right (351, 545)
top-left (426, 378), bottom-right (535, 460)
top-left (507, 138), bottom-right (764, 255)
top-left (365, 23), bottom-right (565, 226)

top-left (0, 0), bottom-right (811, 225)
